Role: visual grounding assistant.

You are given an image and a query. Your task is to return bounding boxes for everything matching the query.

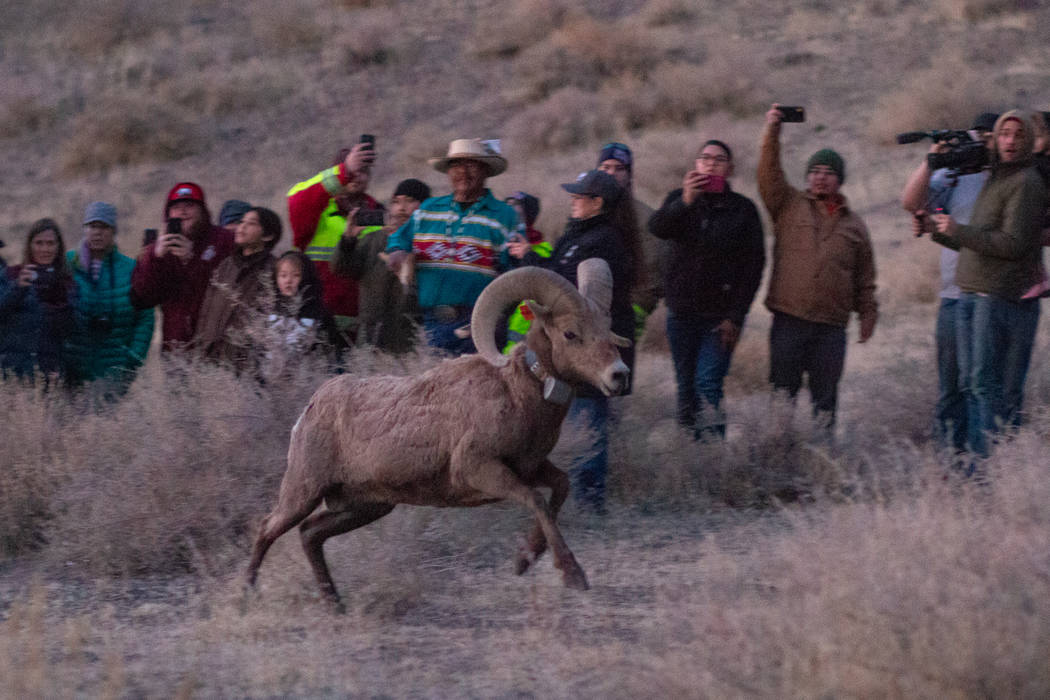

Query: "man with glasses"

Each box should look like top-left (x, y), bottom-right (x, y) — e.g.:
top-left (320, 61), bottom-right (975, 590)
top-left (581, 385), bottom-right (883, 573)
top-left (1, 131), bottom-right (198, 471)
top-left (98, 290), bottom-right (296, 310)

top-left (758, 104), bottom-right (878, 437)
top-left (649, 140), bottom-right (765, 440)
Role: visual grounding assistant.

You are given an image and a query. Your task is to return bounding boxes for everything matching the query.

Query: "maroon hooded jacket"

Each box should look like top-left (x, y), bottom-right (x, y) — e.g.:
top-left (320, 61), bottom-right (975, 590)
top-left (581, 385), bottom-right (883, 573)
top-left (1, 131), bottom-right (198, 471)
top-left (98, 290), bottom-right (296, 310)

top-left (130, 223), bottom-right (236, 350)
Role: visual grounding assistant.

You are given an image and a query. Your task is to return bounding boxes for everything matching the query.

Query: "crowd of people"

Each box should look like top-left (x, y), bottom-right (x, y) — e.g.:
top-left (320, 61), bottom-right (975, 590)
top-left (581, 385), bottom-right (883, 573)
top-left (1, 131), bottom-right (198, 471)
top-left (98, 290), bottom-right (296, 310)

top-left (2, 103), bottom-right (1048, 507)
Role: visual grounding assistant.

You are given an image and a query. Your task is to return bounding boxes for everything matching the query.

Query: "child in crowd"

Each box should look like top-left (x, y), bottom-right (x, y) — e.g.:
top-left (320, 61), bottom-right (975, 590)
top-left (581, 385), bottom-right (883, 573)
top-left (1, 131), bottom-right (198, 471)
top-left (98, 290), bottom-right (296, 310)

top-left (269, 251), bottom-right (339, 357)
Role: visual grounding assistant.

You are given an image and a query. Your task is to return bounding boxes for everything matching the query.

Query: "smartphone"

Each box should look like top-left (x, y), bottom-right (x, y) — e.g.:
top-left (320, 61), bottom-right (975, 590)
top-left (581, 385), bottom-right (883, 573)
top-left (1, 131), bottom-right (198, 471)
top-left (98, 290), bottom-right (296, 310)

top-left (360, 134), bottom-right (376, 164)
top-left (166, 218), bottom-right (183, 235)
top-left (701, 175), bottom-right (726, 193)
top-left (143, 228), bottom-right (159, 247)
top-left (353, 208), bottom-right (385, 227)
top-left (778, 106), bottom-right (805, 123)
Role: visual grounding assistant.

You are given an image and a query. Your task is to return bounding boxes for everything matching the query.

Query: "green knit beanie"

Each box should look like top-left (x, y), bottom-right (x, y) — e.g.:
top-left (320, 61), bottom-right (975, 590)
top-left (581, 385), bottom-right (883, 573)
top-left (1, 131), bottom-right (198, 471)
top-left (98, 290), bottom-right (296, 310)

top-left (806, 148), bottom-right (845, 183)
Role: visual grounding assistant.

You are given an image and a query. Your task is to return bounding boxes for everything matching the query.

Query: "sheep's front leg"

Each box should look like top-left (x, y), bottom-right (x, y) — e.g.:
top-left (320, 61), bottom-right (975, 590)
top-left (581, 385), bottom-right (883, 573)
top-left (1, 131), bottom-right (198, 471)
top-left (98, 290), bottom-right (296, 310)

top-left (515, 459), bottom-right (570, 576)
top-left (462, 457), bottom-right (588, 590)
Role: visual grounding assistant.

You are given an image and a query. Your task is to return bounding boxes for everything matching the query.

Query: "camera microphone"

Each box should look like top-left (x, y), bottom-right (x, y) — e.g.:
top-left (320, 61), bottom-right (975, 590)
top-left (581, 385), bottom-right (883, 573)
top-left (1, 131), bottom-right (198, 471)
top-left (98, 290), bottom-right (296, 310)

top-left (895, 132), bottom-right (928, 145)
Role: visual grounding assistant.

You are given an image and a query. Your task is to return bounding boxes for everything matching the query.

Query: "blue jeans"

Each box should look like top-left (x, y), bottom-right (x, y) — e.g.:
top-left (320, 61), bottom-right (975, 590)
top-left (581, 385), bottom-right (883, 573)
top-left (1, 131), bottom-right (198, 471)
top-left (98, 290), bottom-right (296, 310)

top-left (768, 312), bottom-right (846, 430)
top-left (956, 292), bottom-right (1040, 457)
top-left (566, 396), bottom-right (610, 513)
top-left (934, 298), bottom-right (967, 452)
top-left (421, 308), bottom-right (476, 356)
top-left (666, 312), bottom-right (733, 440)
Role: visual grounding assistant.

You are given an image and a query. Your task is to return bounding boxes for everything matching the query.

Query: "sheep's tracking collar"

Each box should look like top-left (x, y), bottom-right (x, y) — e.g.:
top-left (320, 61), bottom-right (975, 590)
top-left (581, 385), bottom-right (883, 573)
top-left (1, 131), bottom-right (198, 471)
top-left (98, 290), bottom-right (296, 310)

top-left (524, 347), bottom-right (573, 405)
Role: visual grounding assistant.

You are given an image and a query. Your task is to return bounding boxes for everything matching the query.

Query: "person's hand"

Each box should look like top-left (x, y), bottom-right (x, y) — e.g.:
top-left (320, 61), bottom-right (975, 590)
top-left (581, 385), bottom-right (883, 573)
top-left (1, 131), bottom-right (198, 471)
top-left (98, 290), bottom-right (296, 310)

top-left (168, 234), bottom-right (193, 261)
top-left (344, 142), bottom-right (374, 176)
top-left (858, 312), bottom-right (877, 343)
top-left (385, 249), bottom-right (408, 272)
top-left (931, 213), bottom-right (957, 237)
top-left (765, 103), bottom-right (784, 127)
top-left (682, 170), bottom-right (707, 205)
top-left (507, 239), bottom-right (531, 259)
top-left (154, 233), bottom-right (173, 258)
top-left (17, 265), bottom-right (35, 287)
top-left (343, 208), bottom-right (364, 240)
top-left (911, 210), bottom-right (928, 238)
top-left (716, 319), bottom-right (740, 352)
top-left (928, 141), bottom-right (950, 155)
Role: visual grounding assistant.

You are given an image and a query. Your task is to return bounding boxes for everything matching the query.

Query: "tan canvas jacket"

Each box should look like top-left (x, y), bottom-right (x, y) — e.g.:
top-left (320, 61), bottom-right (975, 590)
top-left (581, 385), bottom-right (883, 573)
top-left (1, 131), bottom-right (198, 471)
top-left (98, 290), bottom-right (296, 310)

top-left (758, 126), bottom-right (877, 328)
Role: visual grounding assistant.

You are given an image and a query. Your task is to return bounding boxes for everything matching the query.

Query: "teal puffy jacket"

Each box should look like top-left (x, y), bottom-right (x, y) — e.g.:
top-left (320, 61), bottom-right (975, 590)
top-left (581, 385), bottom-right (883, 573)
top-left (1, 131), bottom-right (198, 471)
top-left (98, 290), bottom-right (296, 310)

top-left (65, 248), bottom-right (154, 383)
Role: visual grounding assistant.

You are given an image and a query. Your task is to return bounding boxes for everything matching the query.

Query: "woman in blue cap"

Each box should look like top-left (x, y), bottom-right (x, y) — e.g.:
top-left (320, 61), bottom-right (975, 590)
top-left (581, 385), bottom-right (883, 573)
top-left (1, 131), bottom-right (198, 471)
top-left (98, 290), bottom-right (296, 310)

top-left (509, 169), bottom-right (638, 514)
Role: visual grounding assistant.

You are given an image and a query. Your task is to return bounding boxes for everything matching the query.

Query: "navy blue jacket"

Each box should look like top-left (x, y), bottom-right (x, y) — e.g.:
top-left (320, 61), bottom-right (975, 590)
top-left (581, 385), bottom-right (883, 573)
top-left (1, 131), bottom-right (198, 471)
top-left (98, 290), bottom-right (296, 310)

top-left (0, 264), bottom-right (76, 378)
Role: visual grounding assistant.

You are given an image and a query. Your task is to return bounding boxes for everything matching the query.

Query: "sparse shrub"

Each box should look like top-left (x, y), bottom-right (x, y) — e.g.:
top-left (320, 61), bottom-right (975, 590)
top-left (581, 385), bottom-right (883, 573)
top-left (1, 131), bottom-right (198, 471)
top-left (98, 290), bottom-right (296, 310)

top-left (469, 0), bottom-right (570, 58)
top-left (935, 0), bottom-right (1041, 21)
top-left (868, 59), bottom-right (1013, 144)
top-left (0, 97), bottom-right (61, 139)
top-left (0, 386), bottom-right (64, 556)
top-left (512, 15), bottom-right (671, 99)
top-left (638, 0), bottom-right (699, 26)
top-left (608, 56), bottom-right (766, 132)
top-left (61, 0), bottom-right (186, 59)
top-left (160, 61), bottom-right (295, 116)
top-left (248, 0), bottom-right (326, 53)
top-left (324, 7), bottom-right (407, 68)
top-left (60, 95), bottom-right (202, 175)
top-left (505, 87), bottom-right (619, 151)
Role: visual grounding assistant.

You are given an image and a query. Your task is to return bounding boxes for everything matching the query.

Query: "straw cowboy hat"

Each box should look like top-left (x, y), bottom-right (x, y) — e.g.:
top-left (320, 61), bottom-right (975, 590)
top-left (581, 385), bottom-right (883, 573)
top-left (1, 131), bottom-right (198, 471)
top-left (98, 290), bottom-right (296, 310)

top-left (429, 138), bottom-right (508, 176)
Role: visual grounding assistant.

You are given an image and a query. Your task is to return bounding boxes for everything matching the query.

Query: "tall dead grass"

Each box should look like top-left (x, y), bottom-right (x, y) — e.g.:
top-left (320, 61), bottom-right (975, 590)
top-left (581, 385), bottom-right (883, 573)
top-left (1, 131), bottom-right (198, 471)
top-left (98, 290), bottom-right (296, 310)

top-left (868, 55), bottom-right (1016, 144)
top-left (60, 96), bottom-right (203, 175)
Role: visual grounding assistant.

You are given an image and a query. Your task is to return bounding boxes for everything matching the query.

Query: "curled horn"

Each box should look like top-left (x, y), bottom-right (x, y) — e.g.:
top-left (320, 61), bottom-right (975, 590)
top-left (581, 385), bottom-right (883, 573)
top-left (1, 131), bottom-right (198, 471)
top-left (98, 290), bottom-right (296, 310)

top-left (576, 258), bottom-right (613, 322)
top-left (471, 266), bottom-right (585, 367)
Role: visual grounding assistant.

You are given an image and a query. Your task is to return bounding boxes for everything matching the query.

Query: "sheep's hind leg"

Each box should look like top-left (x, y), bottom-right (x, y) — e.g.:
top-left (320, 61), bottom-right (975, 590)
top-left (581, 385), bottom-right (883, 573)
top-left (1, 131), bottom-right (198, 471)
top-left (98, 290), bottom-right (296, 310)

top-left (515, 460), bottom-right (570, 576)
top-left (464, 459), bottom-right (588, 591)
top-left (299, 503), bottom-right (395, 613)
top-left (246, 493), bottom-right (325, 590)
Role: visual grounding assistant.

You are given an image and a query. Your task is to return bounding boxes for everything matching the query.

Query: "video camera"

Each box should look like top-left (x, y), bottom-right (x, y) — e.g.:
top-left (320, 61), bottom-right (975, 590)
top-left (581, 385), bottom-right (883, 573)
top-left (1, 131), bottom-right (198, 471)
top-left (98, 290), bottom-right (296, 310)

top-left (896, 129), bottom-right (989, 175)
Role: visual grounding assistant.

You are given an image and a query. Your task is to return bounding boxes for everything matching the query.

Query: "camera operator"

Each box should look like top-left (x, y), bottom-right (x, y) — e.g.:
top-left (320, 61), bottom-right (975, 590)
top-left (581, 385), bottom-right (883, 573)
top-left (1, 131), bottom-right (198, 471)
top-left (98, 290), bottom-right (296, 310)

top-left (900, 112), bottom-right (997, 455)
top-left (925, 110), bottom-right (1048, 458)
top-left (66, 202), bottom-right (154, 393)
top-left (758, 103), bottom-right (878, 438)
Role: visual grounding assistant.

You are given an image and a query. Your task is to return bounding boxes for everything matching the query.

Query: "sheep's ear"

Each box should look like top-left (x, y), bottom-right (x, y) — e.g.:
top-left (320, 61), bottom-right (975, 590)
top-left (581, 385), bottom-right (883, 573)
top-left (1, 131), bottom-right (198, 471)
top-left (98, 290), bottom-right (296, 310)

top-left (524, 300), bottom-right (551, 326)
top-left (610, 332), bottom-right (631, 348)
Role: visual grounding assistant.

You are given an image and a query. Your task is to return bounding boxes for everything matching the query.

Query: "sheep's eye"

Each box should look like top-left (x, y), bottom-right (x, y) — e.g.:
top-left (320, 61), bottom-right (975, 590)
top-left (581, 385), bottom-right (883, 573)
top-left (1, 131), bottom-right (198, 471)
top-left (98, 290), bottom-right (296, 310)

top-left (563, 330), bottom-right (577, 341)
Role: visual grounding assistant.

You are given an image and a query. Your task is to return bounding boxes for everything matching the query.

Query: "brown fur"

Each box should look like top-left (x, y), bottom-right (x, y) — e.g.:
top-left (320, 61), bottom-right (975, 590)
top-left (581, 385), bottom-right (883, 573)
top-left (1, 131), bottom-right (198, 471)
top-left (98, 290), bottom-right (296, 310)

top-left (245, 302), bottom-right (629, 610)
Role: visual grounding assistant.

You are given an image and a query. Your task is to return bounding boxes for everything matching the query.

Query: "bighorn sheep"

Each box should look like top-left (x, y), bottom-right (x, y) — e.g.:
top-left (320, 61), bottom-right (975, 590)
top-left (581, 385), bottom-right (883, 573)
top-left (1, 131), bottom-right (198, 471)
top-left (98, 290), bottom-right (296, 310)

top-left (245, 260), bottom-right (630, 610)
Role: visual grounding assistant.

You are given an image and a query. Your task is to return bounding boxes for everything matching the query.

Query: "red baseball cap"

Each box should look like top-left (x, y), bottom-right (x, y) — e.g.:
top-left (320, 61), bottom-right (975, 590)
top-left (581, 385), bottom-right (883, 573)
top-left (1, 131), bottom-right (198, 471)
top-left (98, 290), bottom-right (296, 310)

top-left (165, 182), bottom-right (206, 216)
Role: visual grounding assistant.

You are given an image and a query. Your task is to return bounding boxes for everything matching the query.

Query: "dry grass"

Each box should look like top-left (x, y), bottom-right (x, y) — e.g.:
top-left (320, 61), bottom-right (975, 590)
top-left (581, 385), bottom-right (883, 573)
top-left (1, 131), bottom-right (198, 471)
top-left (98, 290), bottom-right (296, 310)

top-left (511, 15), bottom-right (680, 100)
top-left (3, 0), bottom-right (1050, 695)
top-left (935, 0), bottom-right (1043, 21)
top-left (59, 96), bottom-right (203, 175)
top-left (469, 0), bottom-right (571, 58)
top-left (868, 55), bottom-right (1016, 145)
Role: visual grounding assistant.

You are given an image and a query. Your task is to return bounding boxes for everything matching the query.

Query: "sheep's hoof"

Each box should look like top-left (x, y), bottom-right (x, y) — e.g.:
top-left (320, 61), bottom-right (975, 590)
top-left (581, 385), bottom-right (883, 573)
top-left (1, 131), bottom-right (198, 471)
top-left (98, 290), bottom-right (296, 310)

top-left (515, 550), bottom-right (535, 576)
top-left (562, 565), bottom-right (590, 591)
top-left (323, 595), bottom-right (346, 615)
top-left (237, 584), bottom-right (258, 616)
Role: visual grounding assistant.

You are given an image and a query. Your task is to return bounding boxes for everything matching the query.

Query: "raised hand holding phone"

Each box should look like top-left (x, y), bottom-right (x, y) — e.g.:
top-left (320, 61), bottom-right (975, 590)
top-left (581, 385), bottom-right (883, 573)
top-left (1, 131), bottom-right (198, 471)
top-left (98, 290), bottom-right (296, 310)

top-left (682, 170), bottom-right (705, 204)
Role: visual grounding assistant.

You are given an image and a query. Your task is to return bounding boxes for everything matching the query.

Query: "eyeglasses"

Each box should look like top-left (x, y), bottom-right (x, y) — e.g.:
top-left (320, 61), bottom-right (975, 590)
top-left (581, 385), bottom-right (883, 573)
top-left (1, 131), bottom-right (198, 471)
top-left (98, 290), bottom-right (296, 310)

top-left (697, 154), bottom-right (730, 164)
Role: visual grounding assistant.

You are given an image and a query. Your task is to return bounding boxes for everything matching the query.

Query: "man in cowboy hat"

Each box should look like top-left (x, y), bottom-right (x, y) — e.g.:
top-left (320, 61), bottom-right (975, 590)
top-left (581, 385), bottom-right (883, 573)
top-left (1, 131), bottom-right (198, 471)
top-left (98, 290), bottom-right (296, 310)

top-left (385, 138), bottom-right (522, 355)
